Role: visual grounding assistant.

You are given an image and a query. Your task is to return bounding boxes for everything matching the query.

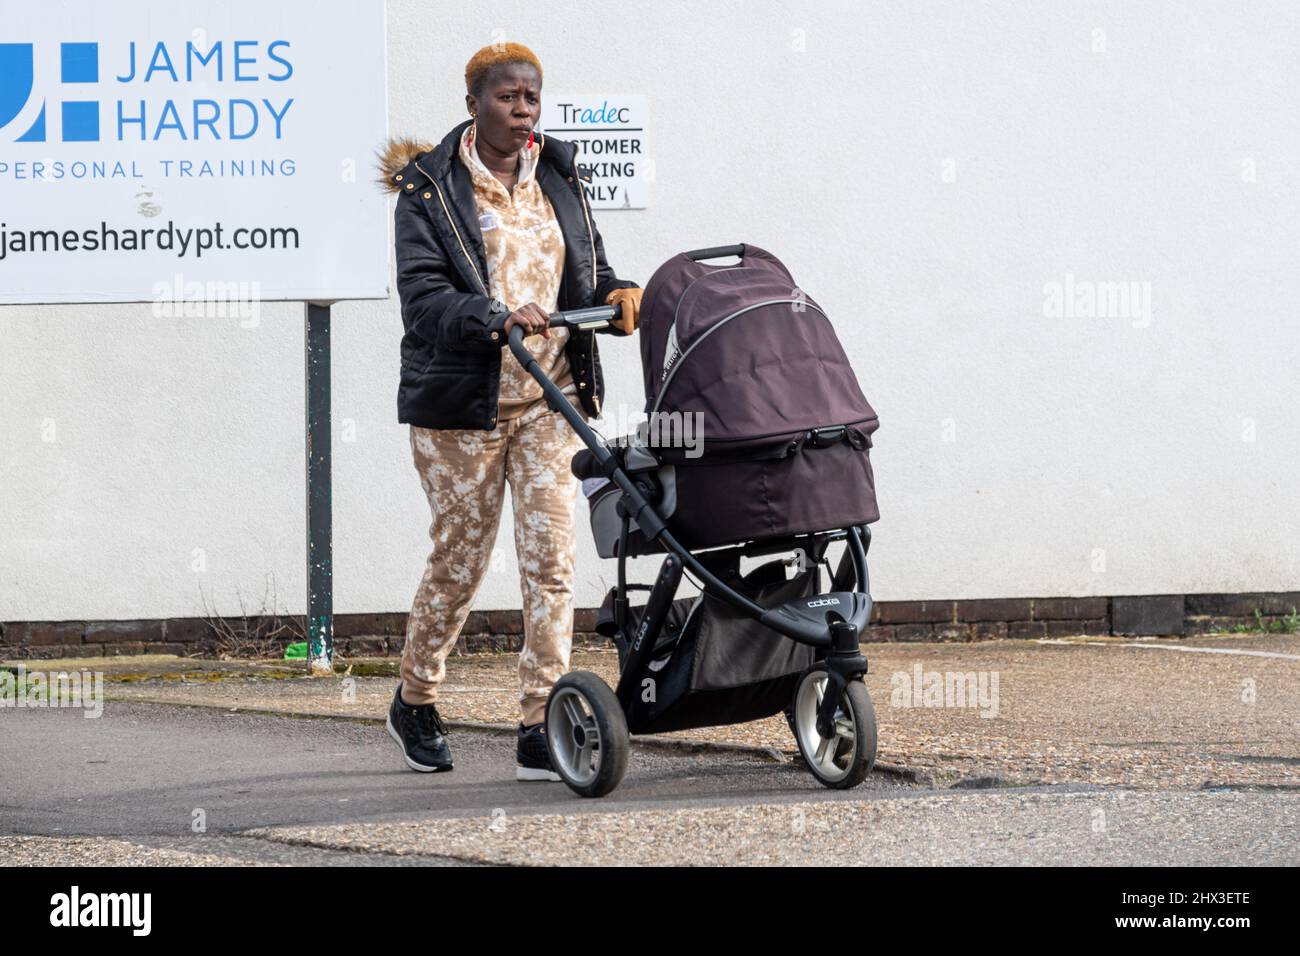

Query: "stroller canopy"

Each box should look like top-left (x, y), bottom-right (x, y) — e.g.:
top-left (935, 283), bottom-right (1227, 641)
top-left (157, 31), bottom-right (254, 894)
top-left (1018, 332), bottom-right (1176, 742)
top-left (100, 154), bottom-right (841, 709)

top-left (577, 242), bottom-right (880, 554)
top-left (638, 244), bottom-right (877, 455)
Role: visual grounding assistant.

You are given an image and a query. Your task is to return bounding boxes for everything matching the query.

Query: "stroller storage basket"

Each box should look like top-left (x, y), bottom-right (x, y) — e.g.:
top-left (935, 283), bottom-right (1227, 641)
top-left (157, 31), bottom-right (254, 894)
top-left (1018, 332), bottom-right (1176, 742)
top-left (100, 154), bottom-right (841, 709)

top-left (616, 558), bottom-right (819, 735)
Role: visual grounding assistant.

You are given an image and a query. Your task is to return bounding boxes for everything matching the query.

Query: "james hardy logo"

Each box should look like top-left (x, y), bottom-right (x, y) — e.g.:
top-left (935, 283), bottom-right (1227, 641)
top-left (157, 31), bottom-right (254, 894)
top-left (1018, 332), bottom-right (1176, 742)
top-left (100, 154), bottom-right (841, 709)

top-left (0, 38), bottom-right (293, 144)
top-left (0, 42), bottom-right (99, 141)
top-left (49, 886), bottom-right (151, 936)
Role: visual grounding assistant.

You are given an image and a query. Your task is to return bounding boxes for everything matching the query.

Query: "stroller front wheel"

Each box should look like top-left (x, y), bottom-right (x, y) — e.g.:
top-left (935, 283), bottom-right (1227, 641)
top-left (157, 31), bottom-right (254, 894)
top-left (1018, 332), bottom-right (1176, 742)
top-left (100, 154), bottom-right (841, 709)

top-left (792, 667), bottom-right (877, 789)
top-left (545, 671), bottom-right (629, 798)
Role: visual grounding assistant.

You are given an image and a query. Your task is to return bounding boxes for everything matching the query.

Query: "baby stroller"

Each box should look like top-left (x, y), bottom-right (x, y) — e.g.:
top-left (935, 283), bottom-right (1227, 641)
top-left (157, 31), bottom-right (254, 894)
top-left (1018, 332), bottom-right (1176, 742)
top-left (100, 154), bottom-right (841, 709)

top-left (499, 243), bottom-right (881, 797)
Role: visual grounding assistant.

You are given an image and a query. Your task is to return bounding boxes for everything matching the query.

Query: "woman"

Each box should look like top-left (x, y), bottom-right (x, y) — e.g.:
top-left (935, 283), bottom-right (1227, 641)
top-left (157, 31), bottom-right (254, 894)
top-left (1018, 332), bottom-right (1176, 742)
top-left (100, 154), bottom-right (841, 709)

top-left (377, 42), bottom-right (643, 780)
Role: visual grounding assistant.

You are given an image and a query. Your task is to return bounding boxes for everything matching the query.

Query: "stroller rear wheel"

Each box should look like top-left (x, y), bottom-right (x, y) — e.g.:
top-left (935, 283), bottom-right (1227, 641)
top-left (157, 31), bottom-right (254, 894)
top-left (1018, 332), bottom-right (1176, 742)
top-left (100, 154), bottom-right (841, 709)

top-left (792, 666), bottom-right (877, 789)
top-left (545, 671), bottom-right (629, 798)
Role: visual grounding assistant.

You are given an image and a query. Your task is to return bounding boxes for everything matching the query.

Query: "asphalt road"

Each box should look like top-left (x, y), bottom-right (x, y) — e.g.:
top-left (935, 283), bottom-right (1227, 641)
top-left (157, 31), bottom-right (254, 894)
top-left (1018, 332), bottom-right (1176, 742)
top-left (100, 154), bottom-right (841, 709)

top-left (3, 701), bottom-right (1295, 865)
top-left (1, 700), bottom-right (914, 863)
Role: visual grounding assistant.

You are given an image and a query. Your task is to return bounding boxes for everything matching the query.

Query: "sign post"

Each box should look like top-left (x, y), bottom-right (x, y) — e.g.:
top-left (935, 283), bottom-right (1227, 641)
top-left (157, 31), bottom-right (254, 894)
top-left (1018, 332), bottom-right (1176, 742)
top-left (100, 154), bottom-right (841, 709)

top-left (0, 0), bottom-right (390, 673)
top-left (305, 302), bottom-right (333, 675)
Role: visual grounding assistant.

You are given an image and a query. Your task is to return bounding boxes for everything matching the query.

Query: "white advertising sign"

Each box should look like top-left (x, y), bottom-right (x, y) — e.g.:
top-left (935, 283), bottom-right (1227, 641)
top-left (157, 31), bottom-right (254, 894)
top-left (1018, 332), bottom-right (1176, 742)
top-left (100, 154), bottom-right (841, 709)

top-left (0, 0), bottom-right (389, 304)
top-left (541, 95), bottom-right (648, 210)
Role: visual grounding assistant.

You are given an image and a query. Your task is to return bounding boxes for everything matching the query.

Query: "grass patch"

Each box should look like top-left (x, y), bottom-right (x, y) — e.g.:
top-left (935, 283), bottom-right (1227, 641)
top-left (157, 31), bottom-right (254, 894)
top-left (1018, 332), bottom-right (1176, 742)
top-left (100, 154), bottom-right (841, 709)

top-left (1230, 607), bottom-right (1300, 635)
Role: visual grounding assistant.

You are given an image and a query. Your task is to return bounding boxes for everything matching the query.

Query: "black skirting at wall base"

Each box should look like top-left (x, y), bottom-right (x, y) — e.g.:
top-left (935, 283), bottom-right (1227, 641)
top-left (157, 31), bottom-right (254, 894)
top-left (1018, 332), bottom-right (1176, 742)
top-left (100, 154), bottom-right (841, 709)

top-left (2, 590), bottom-right (1297, 660)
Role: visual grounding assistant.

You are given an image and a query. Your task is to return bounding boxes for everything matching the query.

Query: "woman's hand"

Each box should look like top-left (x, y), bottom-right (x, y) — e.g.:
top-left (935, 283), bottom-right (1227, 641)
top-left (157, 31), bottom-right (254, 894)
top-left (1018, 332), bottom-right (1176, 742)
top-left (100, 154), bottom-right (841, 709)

top-left (503, 302), bottom-right (552, 339)
top-left (606, 287), bottom-right (643, 334)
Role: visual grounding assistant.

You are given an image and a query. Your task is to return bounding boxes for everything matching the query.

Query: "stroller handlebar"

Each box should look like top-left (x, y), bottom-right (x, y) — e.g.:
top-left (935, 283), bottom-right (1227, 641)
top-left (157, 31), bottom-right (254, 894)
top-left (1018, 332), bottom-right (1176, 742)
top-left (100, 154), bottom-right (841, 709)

top-left (547, 304), bottom-right (622, 330)
top-left (503, 303), bottom-right (626, 411)
top-left (502, 303), bottom-right (623, 352)
top-left (683, 243), bottom-right (746, 261)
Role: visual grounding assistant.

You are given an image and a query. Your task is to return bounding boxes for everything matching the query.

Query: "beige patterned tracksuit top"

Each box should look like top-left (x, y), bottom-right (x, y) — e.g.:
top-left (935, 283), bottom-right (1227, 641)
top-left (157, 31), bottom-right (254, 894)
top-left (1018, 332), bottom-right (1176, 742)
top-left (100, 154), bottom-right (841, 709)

top-left (400, 123), bottom-right (586, 726)
top-left (467, 122), bottom-right (572, 419)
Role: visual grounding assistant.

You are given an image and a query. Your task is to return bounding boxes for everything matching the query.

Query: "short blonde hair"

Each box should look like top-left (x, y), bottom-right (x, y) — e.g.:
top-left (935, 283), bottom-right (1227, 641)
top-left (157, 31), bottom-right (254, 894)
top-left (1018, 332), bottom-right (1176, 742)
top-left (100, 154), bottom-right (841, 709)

top-left (465, 42), bottom-right (543, 97)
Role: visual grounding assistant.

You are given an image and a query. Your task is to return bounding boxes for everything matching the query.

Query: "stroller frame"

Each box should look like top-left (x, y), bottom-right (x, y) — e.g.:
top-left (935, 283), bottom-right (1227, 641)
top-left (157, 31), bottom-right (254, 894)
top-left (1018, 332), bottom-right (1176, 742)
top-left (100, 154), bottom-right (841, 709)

top-left (499, 245), bottom-right (876, 797)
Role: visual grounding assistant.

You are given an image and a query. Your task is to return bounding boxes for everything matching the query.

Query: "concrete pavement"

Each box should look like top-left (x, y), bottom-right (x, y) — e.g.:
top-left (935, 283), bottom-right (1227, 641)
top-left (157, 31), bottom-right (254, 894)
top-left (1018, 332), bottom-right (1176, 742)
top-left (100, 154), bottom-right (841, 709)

top-left (61, 630), bottom-right (1300, 788)
top-left (3, 631), bottom-right (1297, 865)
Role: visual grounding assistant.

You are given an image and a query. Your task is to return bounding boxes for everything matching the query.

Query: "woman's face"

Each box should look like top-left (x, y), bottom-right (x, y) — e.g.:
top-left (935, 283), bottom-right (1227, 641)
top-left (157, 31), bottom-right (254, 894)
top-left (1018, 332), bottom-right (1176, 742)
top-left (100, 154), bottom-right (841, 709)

top-left (468, 63), bottom-right (542, 156)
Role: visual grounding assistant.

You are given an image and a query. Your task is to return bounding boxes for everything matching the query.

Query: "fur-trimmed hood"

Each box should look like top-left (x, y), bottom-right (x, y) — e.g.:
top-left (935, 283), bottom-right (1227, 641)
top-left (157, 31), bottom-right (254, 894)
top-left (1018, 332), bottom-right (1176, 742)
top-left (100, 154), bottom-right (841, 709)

top-left (376, 136), bottom-right (435, 194)
top-left (375, 119), bottom-right (583, 195)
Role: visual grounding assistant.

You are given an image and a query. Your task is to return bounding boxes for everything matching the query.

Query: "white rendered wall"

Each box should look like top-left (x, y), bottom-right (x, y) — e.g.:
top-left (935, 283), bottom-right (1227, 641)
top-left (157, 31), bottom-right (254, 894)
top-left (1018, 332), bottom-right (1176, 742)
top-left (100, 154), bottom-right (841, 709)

top-left (2, 0), bottom-right (1297, 621)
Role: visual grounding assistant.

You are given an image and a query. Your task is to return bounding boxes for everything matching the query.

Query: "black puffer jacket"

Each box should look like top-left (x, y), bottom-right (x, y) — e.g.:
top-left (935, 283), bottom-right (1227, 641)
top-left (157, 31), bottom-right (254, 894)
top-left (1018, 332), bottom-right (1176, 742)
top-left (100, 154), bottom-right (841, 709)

top-left (380, 118), bottom-right (638, 429)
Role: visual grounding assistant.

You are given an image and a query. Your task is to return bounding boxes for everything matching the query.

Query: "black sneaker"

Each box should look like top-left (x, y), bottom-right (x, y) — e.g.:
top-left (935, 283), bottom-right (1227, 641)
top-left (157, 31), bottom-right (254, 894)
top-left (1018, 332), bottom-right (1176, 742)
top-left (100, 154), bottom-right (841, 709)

top-left (386, 685), bottom-right (454, 773)
top-left (516, 721), bottom-right (561, 782)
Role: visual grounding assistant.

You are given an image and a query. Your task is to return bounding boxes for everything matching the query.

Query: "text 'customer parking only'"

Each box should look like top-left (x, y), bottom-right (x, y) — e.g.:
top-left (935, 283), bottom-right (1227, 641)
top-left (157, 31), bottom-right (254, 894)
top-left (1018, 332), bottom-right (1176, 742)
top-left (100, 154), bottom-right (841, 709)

top-left (541, 96), bottom-right (649, 209)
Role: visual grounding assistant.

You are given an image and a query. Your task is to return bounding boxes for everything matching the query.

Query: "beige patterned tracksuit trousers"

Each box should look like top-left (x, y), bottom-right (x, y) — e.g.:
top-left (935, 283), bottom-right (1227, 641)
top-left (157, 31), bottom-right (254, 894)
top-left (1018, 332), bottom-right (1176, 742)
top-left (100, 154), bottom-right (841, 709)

top-left (400, 120), bottom-right (587, 726)
top-left (399, 395), bottom-right (585, 726)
